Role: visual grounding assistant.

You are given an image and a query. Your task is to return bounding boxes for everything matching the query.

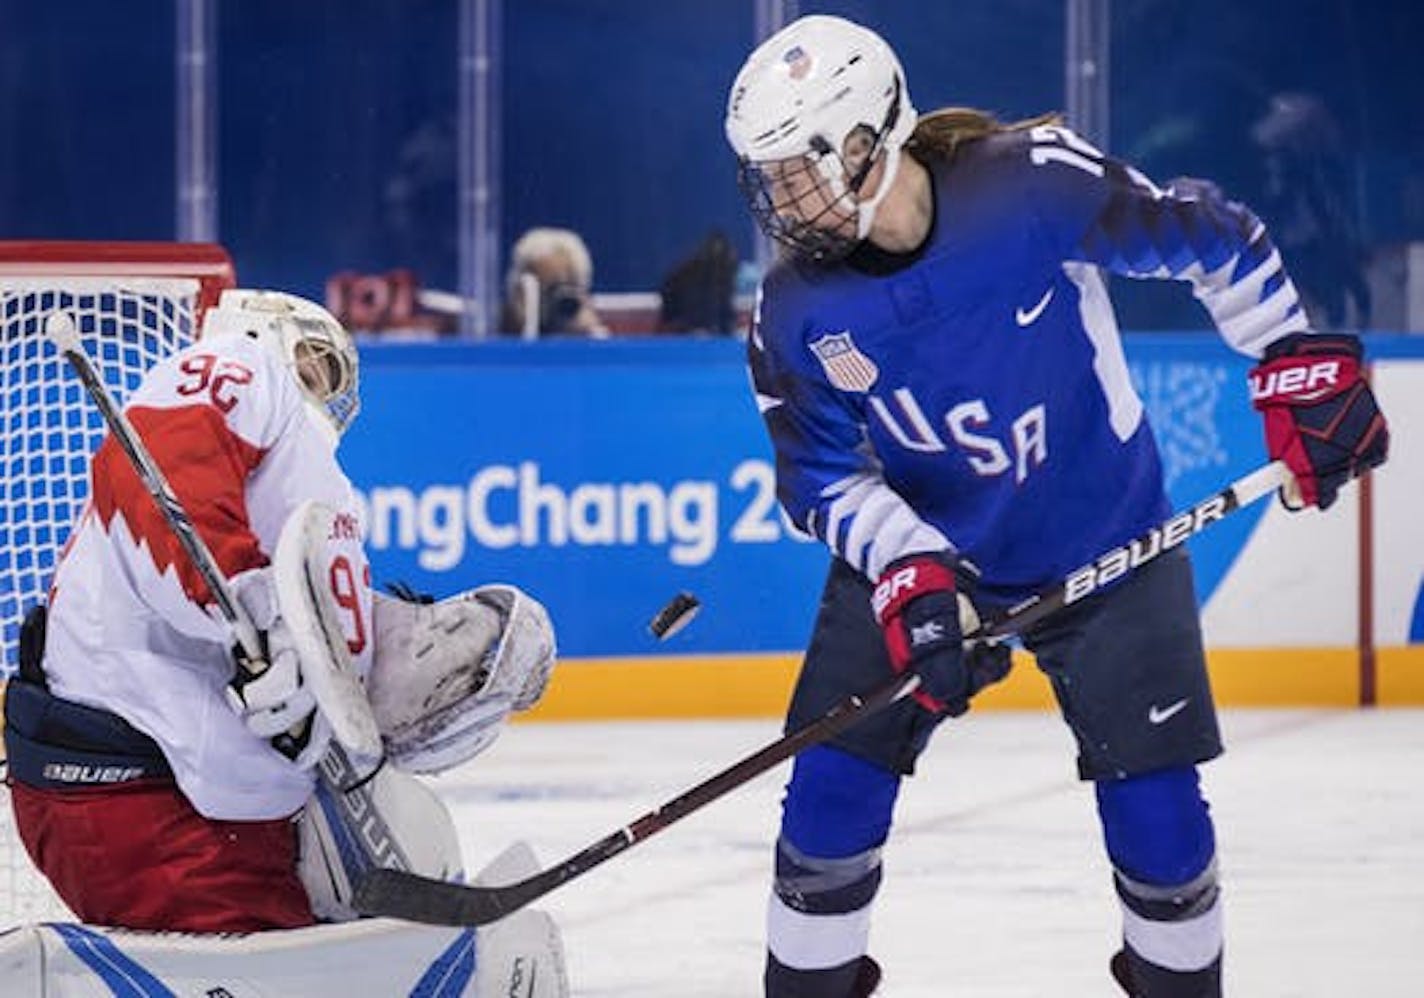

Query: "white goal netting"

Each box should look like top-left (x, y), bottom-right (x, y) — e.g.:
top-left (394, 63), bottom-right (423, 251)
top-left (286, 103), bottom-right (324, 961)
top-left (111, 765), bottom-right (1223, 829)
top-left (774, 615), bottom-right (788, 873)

top-left (0, 244), bottom-right (232, 926)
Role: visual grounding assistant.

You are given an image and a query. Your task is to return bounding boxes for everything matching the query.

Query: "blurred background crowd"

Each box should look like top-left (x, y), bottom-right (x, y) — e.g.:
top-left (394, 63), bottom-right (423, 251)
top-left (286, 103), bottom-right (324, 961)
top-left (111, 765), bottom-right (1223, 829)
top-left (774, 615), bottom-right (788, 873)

top-left (3, 0), bottom-right (1422, 338)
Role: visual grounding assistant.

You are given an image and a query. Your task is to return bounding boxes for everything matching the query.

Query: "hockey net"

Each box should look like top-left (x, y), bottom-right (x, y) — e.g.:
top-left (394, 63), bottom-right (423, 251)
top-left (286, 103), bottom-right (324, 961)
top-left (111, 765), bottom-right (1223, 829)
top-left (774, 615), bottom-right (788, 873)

top-left (0, 240), bottom-right (235, 926)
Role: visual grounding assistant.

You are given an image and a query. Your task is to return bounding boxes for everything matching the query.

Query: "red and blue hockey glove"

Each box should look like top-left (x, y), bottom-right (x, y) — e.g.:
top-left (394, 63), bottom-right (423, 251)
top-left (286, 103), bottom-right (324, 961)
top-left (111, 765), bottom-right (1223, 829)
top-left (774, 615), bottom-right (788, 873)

top-left (1249, 332), bottom-right (1389, 510)
top-left (872, 553), bottom-right (1011, 715)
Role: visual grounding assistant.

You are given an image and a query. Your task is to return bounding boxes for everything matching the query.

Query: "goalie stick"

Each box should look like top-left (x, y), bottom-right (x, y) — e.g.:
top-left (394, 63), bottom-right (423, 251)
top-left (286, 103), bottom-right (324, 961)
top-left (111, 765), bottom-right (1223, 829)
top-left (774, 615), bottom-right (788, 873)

top-left (352, 459), bottom-right (1292, 926)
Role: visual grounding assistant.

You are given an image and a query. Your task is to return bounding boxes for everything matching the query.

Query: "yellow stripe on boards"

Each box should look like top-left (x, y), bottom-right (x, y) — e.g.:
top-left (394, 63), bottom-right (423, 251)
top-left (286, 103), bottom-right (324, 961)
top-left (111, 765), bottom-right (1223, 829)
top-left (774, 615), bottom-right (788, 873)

top-left (519, 654), bottom-right (802, 721)
top-left (1205, 648), bottom-right (1359, 706)
top-left (1378, 645), bottom-right (1424, 705)
top-left (514, 647), bottom-right (1423, 722)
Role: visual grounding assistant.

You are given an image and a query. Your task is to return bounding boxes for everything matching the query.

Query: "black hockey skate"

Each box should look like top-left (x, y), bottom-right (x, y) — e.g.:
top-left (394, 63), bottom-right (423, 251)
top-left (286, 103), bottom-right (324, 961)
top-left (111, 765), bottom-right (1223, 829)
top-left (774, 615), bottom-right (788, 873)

top-left (850, 955), bottom-right (882, 997)
top-left (1111, 949), bottom-right (1135, 995)
top-left (1110, 946), bottom-right (1222, 997)
top-left (765, 953), bottom-right (882, 997)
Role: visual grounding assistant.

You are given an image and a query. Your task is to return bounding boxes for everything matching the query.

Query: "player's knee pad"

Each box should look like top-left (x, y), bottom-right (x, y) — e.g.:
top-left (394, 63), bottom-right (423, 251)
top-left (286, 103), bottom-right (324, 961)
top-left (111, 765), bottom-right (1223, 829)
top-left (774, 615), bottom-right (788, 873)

top-left (773, 834), bottom-right (884, 921)
top-left (298, 764), bottom-right (463, 921)
top-left (1096, 765), bottom-right (1215, 886)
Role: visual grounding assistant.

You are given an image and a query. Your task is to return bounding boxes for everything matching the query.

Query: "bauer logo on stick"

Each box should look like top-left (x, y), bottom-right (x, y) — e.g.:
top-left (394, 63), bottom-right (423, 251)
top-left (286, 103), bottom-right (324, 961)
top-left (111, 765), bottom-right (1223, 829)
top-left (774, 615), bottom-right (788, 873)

top-left (649, 592), bottom-right (700, 640)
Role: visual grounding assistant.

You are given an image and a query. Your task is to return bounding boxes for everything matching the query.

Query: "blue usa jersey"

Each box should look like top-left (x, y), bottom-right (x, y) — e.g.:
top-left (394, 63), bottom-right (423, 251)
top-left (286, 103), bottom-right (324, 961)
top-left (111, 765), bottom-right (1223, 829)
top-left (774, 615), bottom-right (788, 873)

top-left (748, 124), bottom-right (1308, 601)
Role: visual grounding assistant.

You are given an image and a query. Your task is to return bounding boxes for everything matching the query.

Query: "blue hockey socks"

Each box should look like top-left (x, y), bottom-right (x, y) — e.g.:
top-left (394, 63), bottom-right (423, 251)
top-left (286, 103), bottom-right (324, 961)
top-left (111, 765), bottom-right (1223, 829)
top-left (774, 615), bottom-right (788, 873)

top-left (1097, 766), bottom-right (1222, 997)
top-left (765, 746), bottom-right (899, 997)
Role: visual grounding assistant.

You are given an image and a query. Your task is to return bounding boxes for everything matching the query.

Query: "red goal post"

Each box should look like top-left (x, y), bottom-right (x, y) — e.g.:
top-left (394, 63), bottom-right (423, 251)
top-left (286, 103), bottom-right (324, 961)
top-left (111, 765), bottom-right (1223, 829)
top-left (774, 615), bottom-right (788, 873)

top-left (0, 240), bottom-right (235, 926)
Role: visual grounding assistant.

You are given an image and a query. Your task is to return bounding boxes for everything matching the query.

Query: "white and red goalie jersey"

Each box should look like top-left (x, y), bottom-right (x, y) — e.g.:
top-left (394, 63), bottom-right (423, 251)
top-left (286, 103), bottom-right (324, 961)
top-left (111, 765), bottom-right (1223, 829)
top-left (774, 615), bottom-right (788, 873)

top-left (43, 331), bottom-right (372, 821)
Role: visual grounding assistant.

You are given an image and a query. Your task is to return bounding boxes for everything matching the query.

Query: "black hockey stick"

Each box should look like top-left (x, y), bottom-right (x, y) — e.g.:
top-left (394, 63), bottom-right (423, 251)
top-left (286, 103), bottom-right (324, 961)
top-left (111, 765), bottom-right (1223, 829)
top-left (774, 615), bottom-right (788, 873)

top-left (353, 459), bottom-right (1290, 926)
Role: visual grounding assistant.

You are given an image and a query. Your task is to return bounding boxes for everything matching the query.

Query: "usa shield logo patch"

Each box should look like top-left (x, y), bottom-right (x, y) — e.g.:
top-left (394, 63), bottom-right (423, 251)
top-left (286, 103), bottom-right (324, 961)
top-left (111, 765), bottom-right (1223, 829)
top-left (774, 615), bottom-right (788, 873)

top-left (782, 45), bottom-right (812, 81)
top-left (809, 332), bottom-right (879, 393)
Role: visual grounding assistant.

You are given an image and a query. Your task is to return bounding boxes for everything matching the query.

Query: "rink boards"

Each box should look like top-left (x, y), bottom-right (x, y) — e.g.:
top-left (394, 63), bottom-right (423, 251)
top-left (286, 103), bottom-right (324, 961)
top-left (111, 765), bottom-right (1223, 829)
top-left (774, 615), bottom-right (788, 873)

top-left (343, 335), bottom-right (1424, 716)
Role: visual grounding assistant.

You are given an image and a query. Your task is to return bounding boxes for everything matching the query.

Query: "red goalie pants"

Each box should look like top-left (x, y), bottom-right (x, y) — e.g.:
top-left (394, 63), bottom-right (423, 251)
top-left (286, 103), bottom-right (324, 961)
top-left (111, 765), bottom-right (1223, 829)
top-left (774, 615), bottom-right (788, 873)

top-left (9, 779), bottom-right (315, 932)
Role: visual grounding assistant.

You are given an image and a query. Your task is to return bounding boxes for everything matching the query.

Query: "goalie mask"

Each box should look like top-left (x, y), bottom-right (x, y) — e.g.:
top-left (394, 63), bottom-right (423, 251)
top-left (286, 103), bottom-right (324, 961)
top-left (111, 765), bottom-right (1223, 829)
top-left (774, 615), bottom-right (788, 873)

top-left (203, 289), bottom-right (361, 438)
top-left (725, 15), bottom-right (918, 263)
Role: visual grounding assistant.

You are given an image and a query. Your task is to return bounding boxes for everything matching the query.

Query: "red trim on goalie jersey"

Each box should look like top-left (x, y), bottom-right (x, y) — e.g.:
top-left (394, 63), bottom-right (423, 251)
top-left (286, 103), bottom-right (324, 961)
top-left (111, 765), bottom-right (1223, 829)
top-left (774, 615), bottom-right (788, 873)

top-left (90, 404), bottom-right (270, 604)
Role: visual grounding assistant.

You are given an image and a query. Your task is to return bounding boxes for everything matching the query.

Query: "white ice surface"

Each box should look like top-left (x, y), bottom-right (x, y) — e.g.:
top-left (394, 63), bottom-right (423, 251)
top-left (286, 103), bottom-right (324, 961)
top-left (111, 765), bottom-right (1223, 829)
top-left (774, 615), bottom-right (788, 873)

top-left (432, 709), bottom-right (1424, 997)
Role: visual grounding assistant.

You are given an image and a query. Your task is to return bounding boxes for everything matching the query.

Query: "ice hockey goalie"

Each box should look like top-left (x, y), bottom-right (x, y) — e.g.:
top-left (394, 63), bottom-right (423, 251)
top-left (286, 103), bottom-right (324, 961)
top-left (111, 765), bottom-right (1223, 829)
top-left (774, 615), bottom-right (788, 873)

top-left (0, 290), bottom-right (567, 996)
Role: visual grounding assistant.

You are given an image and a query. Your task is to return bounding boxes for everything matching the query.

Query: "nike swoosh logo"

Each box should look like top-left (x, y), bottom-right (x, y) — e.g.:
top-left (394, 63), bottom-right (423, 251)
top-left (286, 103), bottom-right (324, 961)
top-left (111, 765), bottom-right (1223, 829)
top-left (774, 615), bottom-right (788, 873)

top-left (1148, 698), bottom-right (1190, 724)
top-left (1015, 288), bottom-right (1054, 326)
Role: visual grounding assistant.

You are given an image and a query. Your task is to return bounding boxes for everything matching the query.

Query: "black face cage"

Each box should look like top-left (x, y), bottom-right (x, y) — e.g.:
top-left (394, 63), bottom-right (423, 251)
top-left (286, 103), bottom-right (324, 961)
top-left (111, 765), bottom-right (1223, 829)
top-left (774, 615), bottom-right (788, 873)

top-left (737, 155), bottom-right (861, 264)
top-left (737, 77), bottom-right (905, 265)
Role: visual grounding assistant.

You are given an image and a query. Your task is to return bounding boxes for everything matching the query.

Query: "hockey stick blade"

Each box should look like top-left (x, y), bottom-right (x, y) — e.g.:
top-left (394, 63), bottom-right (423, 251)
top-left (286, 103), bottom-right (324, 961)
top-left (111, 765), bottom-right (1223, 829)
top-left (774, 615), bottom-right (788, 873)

top-left (353, 460), bottom-right (1290, 926)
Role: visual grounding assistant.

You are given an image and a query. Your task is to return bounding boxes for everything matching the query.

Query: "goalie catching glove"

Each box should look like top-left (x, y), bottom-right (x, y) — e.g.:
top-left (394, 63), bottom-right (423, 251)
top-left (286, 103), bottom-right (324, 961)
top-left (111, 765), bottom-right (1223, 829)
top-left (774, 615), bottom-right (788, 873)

top-left (367, 583), bottom-right (556, 774)
top-left (872, 552), bottom-right (1011, 715)
top-left (1249, 332), bottom-right (1389, 510)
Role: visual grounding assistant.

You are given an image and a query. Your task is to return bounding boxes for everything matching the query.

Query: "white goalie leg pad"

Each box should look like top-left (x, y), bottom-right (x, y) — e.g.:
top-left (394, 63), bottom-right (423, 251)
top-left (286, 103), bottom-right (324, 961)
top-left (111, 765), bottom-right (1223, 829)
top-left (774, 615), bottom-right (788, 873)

top-left (0, 927), bottom-right (42, 995)
top-left (298, 760), bottom-right (463, 922)
top-left (0, 846), bottom-right (567, 997)
top-left (6, 916), bottom-right (566, 997)
top-left (471, 841), bottom-right (570, 998)
top-left (476, 908), bottom-right (569, 998)
top-left (368, 584), bottom-right (557, 774)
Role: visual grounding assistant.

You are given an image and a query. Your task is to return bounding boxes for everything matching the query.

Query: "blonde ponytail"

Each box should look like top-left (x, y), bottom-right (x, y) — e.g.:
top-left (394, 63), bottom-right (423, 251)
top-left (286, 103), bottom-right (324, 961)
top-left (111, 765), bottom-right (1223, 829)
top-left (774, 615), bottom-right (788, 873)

top-left (905, 107), bottom-right (1062, 164)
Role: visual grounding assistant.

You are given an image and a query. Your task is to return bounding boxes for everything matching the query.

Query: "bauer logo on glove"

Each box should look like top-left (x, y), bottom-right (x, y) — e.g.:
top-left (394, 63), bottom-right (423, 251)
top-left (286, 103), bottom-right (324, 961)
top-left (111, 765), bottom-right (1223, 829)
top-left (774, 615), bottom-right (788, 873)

top-left (1248, 358), bottom-right (1350, 403)
top-left (1248, 332), bottom-right (1389, 510)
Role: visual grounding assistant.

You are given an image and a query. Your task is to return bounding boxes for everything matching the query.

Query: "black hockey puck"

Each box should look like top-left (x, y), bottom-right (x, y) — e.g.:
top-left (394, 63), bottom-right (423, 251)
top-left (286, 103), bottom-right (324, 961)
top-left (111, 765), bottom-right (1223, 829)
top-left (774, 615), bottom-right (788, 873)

top-left (649, 592), bottom-right (700, 640)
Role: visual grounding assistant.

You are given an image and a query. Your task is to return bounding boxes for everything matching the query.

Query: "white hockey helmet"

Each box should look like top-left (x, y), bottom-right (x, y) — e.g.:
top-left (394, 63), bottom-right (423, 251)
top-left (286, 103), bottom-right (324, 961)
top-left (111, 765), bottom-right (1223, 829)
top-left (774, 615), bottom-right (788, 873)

top-left (725, 15), bottom-right (918, 262)
top-left (203, 289), bottom-right (361, 438)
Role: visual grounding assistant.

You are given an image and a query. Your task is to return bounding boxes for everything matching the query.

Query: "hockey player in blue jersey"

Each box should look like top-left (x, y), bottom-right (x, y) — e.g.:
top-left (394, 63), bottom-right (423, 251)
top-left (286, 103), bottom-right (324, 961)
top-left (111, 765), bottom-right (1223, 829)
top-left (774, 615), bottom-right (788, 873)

top-left (724, 15), bottom-right (1388, 998)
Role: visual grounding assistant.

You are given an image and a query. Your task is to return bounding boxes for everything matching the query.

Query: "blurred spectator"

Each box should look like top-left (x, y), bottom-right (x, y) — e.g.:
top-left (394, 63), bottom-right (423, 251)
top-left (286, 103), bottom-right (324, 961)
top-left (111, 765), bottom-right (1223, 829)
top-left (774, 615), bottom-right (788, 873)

top-left (325, 268), bottom-right (454, 337)
top-left (499, 227), bottom-right (608, 338)
top-left (1252, 93), bottom-right (1372, 330)
top-left (657, 230), bottom-right (739, 335)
